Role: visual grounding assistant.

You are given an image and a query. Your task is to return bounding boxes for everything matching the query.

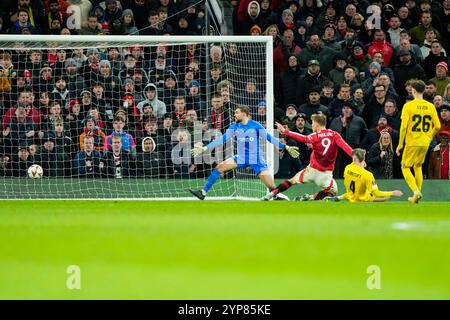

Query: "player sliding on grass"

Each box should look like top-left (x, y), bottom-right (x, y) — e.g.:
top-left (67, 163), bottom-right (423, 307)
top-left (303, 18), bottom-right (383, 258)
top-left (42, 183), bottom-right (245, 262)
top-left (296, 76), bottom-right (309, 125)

top-left (325, 148), bottom-right (403, 202)
top-left (264, 112), bottom-right (353, 201)
top-left (396, 79), bottom-right (441, 204)
top-left (188, 106), bottom-right (300, 200)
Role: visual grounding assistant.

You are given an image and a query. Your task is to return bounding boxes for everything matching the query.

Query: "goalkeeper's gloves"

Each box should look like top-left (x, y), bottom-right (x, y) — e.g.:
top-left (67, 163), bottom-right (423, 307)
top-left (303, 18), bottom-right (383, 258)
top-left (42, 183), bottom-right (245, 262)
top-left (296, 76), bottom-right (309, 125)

top-left (285, 145), bottom-right (300, 158)
top-left (191, 146), bottom-right (207, 157)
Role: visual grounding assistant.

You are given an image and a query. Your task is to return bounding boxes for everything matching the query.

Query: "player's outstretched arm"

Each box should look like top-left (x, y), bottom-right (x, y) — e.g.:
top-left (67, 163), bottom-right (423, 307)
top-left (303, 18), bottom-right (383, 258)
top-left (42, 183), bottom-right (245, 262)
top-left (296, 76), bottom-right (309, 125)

top-left (334, 132), bottom-right (353, 158)
top-left (264, 123), bottom-right (300, 158)
top-left (192, 127), bottom-right (236, 157)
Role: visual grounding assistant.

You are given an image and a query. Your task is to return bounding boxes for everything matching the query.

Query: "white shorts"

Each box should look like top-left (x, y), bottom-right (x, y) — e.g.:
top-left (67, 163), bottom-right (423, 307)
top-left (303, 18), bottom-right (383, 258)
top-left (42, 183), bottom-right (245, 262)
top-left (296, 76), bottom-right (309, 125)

top-left (292, 166), bottom-right (337, 194)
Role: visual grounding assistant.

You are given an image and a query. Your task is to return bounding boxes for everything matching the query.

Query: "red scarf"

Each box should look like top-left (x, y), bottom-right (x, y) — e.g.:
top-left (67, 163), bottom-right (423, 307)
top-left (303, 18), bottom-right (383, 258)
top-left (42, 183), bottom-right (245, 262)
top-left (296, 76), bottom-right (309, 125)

top-left (211, 110), bottom-right (223, 130)
top-left (352, 53), bottom-right (365, 61)
top-left (377, 125), bottom-right (392, 134)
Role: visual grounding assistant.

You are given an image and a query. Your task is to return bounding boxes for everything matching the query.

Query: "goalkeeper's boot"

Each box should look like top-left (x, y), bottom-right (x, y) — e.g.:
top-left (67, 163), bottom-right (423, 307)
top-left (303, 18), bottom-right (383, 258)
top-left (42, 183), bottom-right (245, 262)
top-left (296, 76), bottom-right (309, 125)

top-left (408, 191), bottom-right (423, 204)
top-left (189, 189), bottom-right (206, 200)
top-left (274, 193), bottom-right (289, 201)
top-left (262, 192), bottom-right (275, 201)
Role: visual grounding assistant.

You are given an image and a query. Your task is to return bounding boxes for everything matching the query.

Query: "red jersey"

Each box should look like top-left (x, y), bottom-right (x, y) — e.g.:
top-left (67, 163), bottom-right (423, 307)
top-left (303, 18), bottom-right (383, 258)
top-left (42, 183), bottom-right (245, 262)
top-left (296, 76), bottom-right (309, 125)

top-left (285, 129), bottom-right (353, 172)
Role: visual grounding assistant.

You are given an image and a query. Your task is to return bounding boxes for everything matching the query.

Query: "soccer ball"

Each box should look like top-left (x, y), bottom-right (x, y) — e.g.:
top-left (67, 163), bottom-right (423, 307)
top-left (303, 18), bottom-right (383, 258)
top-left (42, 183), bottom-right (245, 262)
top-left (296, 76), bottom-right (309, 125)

top-left (28, 164), bottom-right (43, 179)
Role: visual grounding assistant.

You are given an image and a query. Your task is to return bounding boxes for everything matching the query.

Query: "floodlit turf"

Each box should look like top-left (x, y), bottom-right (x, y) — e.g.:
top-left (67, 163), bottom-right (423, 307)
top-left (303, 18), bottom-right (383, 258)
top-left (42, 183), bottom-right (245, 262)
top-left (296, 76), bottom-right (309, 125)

top-left (0, 200), bottom-right (449, 299)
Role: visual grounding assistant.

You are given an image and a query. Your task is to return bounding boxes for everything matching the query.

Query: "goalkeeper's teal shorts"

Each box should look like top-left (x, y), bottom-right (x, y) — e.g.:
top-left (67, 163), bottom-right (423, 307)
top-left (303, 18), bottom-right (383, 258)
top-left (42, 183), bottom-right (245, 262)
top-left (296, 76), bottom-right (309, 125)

top-left (232, 155), bottom-right (268, 175)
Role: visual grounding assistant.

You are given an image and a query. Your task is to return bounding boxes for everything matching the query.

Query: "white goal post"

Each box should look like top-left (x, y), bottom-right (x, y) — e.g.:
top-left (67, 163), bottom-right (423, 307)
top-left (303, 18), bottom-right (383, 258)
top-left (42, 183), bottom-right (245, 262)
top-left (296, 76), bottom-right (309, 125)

top-left (0, 35), bottom-right (274, 200)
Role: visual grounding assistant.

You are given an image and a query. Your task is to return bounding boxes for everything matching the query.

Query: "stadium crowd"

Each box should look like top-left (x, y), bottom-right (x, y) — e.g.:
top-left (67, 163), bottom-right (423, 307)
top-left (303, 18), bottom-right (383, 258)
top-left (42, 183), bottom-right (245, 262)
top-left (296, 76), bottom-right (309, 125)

top-left (0, 0), bottom-right (448, 180)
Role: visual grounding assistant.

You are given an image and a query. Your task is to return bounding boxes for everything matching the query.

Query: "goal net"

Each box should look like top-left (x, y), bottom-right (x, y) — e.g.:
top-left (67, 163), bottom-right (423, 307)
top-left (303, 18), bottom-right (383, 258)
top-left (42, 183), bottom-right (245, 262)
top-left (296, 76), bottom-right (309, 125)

top-left (0, 35), bottom-right (274, 200)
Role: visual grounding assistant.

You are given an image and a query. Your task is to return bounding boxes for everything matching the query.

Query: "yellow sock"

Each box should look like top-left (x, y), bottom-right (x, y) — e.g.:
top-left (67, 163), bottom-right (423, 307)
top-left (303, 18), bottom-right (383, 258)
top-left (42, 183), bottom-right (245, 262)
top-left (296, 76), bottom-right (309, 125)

top-left (402, 167), bottom-right (419, 193)
top-left (414, 165), bottom-right (423, 192)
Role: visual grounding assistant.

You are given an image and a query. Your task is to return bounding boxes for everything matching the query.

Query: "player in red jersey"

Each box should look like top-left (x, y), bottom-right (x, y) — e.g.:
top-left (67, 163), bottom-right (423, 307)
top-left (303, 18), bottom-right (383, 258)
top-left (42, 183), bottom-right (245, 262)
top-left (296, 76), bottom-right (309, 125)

top-left (263, 112), bottom-right (353, 201)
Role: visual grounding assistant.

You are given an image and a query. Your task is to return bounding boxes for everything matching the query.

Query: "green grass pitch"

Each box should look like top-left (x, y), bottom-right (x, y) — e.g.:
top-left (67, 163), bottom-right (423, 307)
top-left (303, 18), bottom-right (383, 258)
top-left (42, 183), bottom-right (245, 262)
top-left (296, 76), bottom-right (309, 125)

top-left (1, 200), bottom-right (449, 299)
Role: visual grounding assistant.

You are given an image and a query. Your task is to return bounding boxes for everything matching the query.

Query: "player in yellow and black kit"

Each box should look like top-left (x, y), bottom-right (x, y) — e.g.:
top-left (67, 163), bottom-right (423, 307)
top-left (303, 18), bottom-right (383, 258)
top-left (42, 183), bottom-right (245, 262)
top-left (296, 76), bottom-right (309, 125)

top-left (396, 80), bottom-right (441, 203)
top-left (325, 149), bottom-right (403, 202)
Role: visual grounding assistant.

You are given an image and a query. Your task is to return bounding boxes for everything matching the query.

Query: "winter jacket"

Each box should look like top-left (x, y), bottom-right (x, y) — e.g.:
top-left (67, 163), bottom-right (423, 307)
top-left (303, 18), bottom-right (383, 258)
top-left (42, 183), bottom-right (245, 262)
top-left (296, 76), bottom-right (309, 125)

top-left (329, 114), bottom-right (368, 148)
top-left (136, 83), bottom-right (167, 119)
top-left (428, 144), bottom-right (450, 179)
top-left (296, 72), bottom-right (327, 106)
top-left (295, 42), bottom-right (338, 76)
top-left (73, 150), bottom-right (101, 177)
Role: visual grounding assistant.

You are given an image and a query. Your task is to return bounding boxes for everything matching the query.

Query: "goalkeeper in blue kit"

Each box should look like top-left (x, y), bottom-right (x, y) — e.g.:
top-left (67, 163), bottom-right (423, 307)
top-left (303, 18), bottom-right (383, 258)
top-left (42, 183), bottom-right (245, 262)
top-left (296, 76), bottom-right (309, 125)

top-left (189, 106), bottom-right (299, 200)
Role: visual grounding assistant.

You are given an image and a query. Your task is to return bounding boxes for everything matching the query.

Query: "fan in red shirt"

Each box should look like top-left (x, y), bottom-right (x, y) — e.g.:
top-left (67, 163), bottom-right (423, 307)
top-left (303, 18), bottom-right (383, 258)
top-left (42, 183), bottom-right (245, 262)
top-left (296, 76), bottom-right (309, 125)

top-left (264, 112), bottom-right (353, 201)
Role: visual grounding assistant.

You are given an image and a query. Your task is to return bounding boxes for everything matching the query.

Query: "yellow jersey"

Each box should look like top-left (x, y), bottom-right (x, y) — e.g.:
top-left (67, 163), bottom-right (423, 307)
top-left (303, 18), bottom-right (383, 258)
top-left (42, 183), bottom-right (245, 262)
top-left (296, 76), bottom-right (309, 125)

top-left (342, 163), bottom-right (393, 202)
top-left (399, 99), bottom-right (441, 148)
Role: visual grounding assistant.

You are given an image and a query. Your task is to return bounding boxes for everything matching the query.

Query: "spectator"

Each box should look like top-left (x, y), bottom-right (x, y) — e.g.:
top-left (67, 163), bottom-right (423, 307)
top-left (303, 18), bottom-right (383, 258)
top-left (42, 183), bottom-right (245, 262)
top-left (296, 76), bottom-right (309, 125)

top-left (371, 51), bottom-right (395, 83)
top-left (409, 11), bottom-right (440, 45)
top-left (51, 75), bottom-right (70, 105)
top-left (3, 103), bottom-right (37, 153)
top-left (0, 51), bottom-right (16, 94)
top-left (424, 80), bottom-right (437, 102)
top-left (321, 23), bottom-right (340, 51)
top-left (159, 71), bottom-right (182, 106)
top-left (170, 129), bottom-right (192, 179)
top-left (420, 29), bottom-right (445, 59)
top-left (207, 94), bottom-right (230, 133)
top-left (297, 86), bottom-right (329, 123)
top-left (171, 95), bottom-right (188, 127)
top-left (330, 102), bottom-right (368, 177)
top-left (296, 59), bottom-right (327, 107)
top-left (9, 8), bottom-right (38, 34)
top-left (319, 79), bottom-right (335, 106)
top-left (327, 84), bottom-right (356, 120)
top-left (397, 34), bottom-right (423, 63)
top-left (367, 29), bottom-right (394, 66)
top-left (80, 14), bottom-right (104, 35)
top-left (158, 113), bottom-right (174, 145)
top-left (431, 62), bottom-right (450, 97)
top-left (296, 34), bottom-right (337, 76)
top-left (52, 119), bottom-right (73, 174)
top-left (121, 9), bottom-right (138, 35)
top-left (393, 50), bottom-right (425, 99)
top-left (185, 80), bottom-right (205, 117)
top-left (348, 42), bottom-right (372, 74)
top-left (364, 84), bottom-right (388, 129)
top-left (367, 130), bottom-right (399, 179)
top-left (11, 145), bottom-right (33, 177)
top-left (102, 0), bottom-right (123, 26)
top-left (439, 103), bottom-right (450, 135)
top-left (382, 99), bottom-right (401, 131)
top-left (273, 28), bottom-right (301, 80)
top-left (290, 113), bottom-right (312, 167)
top-left (387, 15), bottom-right (404, 48)
top-left (41, 101), bottom-right (63, 133)
top-left (280, 104), bottom-right (298, 129)
top-left (73, 135), bottom-right (101, 177)
top-left (104, 116), bottom-right (135, 153)
top-left (100, 135), bottom-right (133, 178)
top-left (138, 120), bottom-right (165, 152)
top-left (33, 63), bottom-right (53, 93)
top-left (424, 40), bottom-right (447, 80)
top-left (237, 78), bottom-right (263, 109)
top-left (238, 0), bottom-right (263, 35)
top-left (137, 136), bottom-right (164, 178)
top-left (2, 90), bottom-right (41, 128)
top-left (362, 114), bottom-right (399, 151)
top-left (79, 115), bottom-right (106, 151)
top-left (428, 131), bottom-right (450, 179)
top-left (40, 133), bottom-right (65, 177)
top-left (278, 54), bottom-right (301, 108)
top-left (353, 87), bottom-right (366, 113)
top-left (328, 54), bottom-right (348, 86)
